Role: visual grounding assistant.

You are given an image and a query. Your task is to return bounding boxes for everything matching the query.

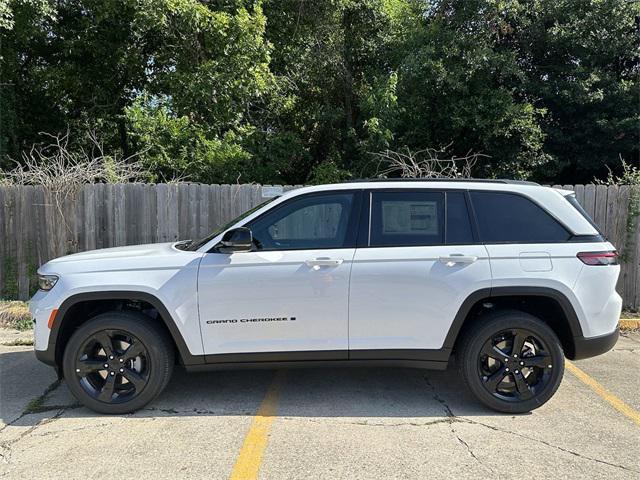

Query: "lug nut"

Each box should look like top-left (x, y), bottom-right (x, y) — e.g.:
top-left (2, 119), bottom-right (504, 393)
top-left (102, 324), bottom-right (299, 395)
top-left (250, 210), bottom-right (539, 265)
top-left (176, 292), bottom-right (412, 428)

top-left (504, 358), bottom-right (509, 362)
top-left (76, 368), bottom-right (80, 373)
top-left (109, 371), bottom-right (115, 376)
top-left (519, 361), bottom-right (524, 366)
top-left (104, 363), bottom-right (109, 368)
top-left (119, 368), bottom-right (124, 373)
top-left (119, 358), bottom-right (124, 363)
top-left (505, 368), bottom-right (510, 372)
top-left (109, 355), bottom-right (114, 360)
top-left (548, 364), bottom-right (553, 368)
top-left (483, 376), bottom-right (488, 381)
top-left (515, 370), bottom-right (520, 374)
top-left (514, 354), bottom-right (518, 358)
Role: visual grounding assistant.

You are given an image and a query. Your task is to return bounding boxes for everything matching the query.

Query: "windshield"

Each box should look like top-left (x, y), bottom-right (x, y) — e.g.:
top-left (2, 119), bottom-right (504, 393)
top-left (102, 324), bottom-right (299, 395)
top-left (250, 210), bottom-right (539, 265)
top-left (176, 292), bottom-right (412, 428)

top-left (185, 198), bottom-right (276, 251)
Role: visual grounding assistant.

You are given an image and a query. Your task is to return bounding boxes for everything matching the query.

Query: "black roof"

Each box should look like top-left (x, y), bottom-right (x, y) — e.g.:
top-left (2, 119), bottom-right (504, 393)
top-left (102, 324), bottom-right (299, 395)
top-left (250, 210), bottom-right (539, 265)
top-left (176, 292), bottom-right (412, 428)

top-left (344, 178), bottom-right (539, 186)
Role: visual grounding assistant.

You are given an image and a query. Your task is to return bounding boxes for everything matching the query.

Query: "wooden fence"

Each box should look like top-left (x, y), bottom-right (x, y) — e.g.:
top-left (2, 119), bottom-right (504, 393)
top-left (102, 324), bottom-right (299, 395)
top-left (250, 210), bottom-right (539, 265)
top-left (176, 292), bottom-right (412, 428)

top-left (0, 183), bottom-right (638, 308)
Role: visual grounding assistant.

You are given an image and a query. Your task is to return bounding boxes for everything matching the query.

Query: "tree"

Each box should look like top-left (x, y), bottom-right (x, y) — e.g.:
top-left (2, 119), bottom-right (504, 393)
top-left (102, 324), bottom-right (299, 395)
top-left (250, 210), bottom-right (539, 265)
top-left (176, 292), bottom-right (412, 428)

top-left (1, 0), bottom-right (637, 184)
top-left (507, 0), bottom-right (639, 182)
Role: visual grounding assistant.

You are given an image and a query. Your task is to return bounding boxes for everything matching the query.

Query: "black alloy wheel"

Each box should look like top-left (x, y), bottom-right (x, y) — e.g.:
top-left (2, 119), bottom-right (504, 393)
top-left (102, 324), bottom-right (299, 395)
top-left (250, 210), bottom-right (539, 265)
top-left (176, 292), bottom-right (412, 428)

top-left (63, 311), bottom-right (174, 414)
top-left (459, 310), bottom-right (565, 413)
top-left (74, 329), bottom-right (150, 404)
top-left (477, 328), bottom-right (554, 402)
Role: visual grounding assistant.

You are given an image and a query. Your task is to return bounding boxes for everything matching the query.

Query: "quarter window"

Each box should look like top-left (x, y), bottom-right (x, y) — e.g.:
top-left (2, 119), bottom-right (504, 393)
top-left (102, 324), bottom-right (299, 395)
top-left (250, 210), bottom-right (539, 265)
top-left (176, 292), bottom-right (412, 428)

top-left (470, 191), bottom-right (570, 243)
top-left (249, 193), bottom-right (355, 250)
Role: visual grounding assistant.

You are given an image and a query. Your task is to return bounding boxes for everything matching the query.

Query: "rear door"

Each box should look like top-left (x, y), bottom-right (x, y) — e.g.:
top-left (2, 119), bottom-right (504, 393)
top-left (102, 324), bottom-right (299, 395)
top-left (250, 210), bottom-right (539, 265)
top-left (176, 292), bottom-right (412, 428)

top-left (348, 189), bottom-right (491, 358)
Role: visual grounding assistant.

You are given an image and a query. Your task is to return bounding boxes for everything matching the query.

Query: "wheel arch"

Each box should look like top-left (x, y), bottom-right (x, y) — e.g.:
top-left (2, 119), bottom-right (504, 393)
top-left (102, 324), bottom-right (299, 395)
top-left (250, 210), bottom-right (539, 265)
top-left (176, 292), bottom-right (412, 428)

top-left (445, 287), bottom-right (583, 359)
top-left (49, 291), bottom-right (204, 368)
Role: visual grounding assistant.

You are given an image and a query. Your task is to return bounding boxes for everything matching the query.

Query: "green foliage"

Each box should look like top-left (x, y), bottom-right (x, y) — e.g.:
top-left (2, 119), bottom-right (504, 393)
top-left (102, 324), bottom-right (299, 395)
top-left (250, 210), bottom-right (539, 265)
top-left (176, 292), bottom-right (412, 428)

top-left (309, 160), bottom-right (352, 185)
top-left (388, 1), bottom-right (551, 178)
top-left (1, 0), bottom-right (638, 183)
top-left (598, 160), bottom-right (640, 263)
top-left (126, 98), bottom-right (251, 183)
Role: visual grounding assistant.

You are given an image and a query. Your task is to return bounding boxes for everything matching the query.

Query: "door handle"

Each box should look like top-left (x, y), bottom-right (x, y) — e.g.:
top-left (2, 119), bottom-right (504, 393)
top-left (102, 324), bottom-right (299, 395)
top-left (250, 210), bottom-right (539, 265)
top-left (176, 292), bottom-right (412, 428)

top-left (305, 257), bottom-right (344, 268)
top-left (439, 254), bottom-right (478, 266)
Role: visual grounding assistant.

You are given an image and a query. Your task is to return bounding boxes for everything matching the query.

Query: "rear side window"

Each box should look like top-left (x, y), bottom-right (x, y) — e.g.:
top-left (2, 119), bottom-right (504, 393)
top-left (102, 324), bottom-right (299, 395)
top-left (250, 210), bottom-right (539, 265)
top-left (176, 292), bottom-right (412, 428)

top-left (370, 191), bottom-right (444, 247)
top-left (470, 192), bottom-right (570, 243)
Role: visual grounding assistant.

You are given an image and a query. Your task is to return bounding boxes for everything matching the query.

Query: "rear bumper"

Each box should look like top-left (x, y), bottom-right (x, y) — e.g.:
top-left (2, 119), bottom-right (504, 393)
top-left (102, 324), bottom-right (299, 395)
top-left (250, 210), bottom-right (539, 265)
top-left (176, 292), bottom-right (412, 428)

top-left (571, 328), bottom-right (619, 360)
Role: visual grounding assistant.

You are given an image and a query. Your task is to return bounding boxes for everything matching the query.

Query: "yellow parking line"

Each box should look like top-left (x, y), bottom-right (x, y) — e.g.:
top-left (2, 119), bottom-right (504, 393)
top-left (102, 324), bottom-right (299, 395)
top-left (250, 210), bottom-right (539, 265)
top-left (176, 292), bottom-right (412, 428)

top-left (565, 361), bottom-right (640, 427)
top-left (229, 371), bottom-right (287, 480)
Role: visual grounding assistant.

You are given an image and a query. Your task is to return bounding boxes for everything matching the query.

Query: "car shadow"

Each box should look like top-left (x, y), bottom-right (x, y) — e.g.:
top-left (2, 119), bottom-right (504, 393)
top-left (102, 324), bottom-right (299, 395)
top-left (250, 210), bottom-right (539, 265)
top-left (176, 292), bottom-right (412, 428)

top-left (1, 349), bottom-right (504, 427)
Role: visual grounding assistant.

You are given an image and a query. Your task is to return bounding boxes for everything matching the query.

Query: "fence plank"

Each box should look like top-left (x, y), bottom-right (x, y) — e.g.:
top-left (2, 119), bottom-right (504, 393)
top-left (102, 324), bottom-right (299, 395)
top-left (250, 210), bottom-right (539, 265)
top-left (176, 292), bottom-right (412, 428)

top-left (3, 188), bottom-right (16, 298)
top-left (615, 186), bottom-right (630, 304)
top-left (0, 188), bottom-right (5, 295)
top-left (593, 185), bottom-right (609, 230)
top-left (583, 184), bottom-right (596, 218)
top-left (574, 184), bottom-right (585, 205)
top-left (199, 184), bottom-right (210, 239)
top-left (605, 185), bottom-right (619, 243)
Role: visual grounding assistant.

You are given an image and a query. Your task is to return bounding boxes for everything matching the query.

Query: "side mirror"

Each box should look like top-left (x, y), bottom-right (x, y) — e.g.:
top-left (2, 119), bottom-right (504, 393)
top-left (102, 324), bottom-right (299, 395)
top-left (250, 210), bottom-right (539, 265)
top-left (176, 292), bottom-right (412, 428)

top-left (217, 227), bottom-right (253, 253)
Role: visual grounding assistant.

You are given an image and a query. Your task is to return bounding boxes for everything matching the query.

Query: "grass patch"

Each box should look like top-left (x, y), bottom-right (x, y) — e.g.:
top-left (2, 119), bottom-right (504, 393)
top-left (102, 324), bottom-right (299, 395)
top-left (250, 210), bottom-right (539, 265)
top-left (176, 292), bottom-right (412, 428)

top-left (0, 300), bottom-right (32, 330)
top-left (23, 379), bottom-right (63, 415)
top-left (2, 338), bottom-right (34, 346)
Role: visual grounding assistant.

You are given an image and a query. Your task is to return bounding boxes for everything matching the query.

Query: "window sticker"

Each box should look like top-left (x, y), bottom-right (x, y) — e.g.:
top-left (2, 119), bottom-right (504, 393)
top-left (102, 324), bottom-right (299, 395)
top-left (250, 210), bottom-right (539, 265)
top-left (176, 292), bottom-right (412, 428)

top-left (382, 201), bottom-right (438, 235)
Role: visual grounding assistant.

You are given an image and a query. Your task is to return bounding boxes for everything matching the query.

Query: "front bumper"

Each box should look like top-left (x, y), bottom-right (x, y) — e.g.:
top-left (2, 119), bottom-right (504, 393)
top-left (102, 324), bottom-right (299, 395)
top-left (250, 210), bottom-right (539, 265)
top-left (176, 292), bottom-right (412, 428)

top-left (571, 328), bottom-right (619, 360)
top-left (35, 346), bottom-right (57, 366)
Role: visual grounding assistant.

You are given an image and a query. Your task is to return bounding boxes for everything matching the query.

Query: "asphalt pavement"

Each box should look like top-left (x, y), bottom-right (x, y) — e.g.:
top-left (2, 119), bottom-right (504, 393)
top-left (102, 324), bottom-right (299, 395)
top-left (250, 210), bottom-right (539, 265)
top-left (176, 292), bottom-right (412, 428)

top-left (1, 331), bottom-right (638, 479)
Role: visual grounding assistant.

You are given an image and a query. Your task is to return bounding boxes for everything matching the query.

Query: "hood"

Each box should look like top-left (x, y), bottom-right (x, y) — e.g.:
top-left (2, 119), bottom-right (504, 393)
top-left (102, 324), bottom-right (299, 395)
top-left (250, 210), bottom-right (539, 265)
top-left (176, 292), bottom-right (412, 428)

top-left (47, 242), bottom-right (178, 264)
top-left (37, 242), bottom-right (203, 277)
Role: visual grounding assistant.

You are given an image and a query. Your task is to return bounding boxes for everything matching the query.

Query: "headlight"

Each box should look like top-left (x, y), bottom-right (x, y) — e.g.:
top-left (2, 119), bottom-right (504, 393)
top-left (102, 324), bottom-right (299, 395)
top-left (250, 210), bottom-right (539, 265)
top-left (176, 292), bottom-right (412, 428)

top-left (38, 274), bottom-right (59, 291)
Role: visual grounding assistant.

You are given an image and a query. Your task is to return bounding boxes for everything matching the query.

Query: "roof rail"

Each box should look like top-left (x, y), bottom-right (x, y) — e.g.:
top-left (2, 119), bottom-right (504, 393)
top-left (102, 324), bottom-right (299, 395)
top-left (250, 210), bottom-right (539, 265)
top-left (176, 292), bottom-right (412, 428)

top-left (344, 178), bottom-right (540, 186)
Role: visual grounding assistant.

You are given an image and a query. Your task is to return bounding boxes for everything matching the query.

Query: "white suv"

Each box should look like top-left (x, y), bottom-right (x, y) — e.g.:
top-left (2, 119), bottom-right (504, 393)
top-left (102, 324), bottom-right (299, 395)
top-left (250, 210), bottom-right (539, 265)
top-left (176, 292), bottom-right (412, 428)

top-left (30, 180), bottom-right (621, 414)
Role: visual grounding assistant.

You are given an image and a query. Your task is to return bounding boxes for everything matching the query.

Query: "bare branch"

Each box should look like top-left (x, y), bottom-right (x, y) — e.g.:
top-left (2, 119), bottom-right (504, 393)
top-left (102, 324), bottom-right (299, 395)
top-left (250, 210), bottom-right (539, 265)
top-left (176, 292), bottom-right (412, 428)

top-left (371, 145), bottom-right (489, 179)
top-left (1, 129), bottom-right (149, 190)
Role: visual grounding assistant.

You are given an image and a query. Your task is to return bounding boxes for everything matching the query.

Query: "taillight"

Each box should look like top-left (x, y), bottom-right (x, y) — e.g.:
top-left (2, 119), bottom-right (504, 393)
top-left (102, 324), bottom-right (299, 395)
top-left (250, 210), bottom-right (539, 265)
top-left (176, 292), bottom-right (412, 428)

top-left (577, 251), bottom-right (619, 266)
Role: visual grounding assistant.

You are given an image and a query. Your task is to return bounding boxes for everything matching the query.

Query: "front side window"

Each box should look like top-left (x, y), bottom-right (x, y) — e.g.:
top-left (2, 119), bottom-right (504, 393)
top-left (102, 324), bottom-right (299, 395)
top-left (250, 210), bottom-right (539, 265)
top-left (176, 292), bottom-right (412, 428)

top-left (248, 193), bottom-right (355, 250)
top-left (470, 191), bottom-right (570, 243)
top-left (369, 191), bottom-right (444, 247)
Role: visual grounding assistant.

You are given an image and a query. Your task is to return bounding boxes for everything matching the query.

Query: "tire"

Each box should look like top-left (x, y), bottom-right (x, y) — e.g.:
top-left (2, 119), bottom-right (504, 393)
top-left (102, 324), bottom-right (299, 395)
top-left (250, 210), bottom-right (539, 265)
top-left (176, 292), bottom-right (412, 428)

top-left (62, 311), bottom-right (174, 414)
top-left (458, 309), bottom-right (564, 413)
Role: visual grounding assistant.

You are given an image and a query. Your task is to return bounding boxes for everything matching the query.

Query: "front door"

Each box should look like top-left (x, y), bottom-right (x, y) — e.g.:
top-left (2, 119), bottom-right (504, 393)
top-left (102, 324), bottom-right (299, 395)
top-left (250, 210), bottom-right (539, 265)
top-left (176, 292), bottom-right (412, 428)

top-left (198, 191), bottom-right (361, 360)
top-left (348, 189), bottom-right (492, 358)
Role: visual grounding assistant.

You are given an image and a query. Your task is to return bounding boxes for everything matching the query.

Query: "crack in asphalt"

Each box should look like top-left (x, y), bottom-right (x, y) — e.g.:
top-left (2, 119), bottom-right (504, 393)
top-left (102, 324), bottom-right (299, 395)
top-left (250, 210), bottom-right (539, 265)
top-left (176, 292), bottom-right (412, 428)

top-left (421, 375), bottom-right (638, 474)
top-left (0, 409), bottom-right (66, 465)
top-left (423, 375), bottom-right (494, 473)
top-left (138, 406), bottom-right (234, 416)
top-left (278, 417), bottom-right (460, 428)
top-left (0, 379), bottom-right (77, 466)
top-left (462, 417), bottom-right (640, 474)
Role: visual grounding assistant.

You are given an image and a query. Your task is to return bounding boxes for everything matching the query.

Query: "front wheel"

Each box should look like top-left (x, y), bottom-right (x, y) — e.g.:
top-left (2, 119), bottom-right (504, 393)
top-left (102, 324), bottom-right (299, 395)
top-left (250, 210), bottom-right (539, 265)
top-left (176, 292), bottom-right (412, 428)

top-left (458, 310), bottom-right (565, 413)
top-left (62, 311), bottom-right (174, 414)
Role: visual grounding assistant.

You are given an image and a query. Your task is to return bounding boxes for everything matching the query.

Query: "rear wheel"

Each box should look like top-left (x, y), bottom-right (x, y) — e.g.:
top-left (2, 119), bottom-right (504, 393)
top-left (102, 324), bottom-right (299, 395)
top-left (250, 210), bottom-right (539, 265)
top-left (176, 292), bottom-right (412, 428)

top-left (459, 310), bottom-right (564, 413)
top-left (62, 311), bottom-right (174, 414)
